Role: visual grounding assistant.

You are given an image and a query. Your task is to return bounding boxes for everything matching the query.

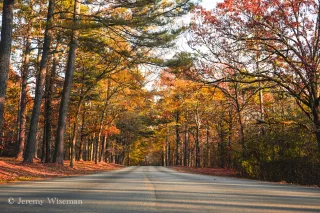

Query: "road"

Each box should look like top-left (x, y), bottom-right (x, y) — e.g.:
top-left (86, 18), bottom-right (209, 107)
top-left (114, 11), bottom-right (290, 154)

top-left (0, 166), bottom-right (319, 213)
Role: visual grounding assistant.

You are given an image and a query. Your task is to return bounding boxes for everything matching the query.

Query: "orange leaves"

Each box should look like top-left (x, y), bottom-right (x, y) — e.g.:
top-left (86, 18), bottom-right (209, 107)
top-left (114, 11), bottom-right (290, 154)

top-left (102, 125), bottom-right (120, 137)
top-left (3, 70), bottom-right (21, 136)
top-left (159, 71), bottom-right (176, 87)
top-left (194, 6), bottom-right (218, 25)
top-left (217, 0), bottom-right (235, 11)
top-left (216, 0), bottom-right (317, 28)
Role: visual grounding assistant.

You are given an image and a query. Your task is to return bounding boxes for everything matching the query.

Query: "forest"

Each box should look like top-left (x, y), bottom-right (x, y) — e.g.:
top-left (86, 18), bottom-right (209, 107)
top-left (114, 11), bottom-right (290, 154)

top-left (0, 0), bottom-right (319, 186)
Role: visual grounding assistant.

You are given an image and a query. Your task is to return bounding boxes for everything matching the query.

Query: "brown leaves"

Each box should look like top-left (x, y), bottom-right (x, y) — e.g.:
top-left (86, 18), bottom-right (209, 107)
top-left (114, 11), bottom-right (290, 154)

top-left (0, 157), bottom-right (122, 183)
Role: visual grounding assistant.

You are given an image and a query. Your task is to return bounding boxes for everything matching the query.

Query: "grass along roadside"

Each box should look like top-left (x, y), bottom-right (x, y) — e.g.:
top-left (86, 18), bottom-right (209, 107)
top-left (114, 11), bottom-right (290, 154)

top-left (0, 157), bottom-right (123, 183)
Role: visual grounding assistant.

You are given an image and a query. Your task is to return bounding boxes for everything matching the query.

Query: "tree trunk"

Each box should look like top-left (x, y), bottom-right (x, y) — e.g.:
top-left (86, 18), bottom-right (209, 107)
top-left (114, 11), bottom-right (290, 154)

top-left (91, 133), bottom-right (95, 161)
top-left (0, 0), bottom-right (14, 134)
top-left (44, 47), bottom-right (58, 163)
top-left (79, 109), bottom-right (86, 161)
top-left (206, 121), bottom-right (209, 167)
top-left (41, 124), bottom-right (46, 162)
top-left (183, 122), bottom-right (188, 166)
top-left (166, 125), bottom-right (170, 166)
top-left (312, 102), bottom-right (320, 151)
top-left (228, 108), bottom-right (233, 168)
top-left (219, 122), bottom-right (225, 168)
top-left (95, 120), bottom-right (103, 164)
top-left (84, 138), bottom-right (88, 161)
top-left (70, 101), bottom-right (83, 167)
top-left (93, 134), bottom-right (97, 162)
top-left (195, 125), bottom-right (200, 168)
top-left (16, 36), bottom-right (31, 159)
top-left (162, 146), bottom-right (166, 166)
top-left (96, 79), bottom-right (111, 164)
top-left (175, 110), bottom-right (180, 166)
top-left (87, 138), bottom-right (90, 161)
top-left (188, 142), bottom-right (192, 167)
top-left (105, 137), bottom-right (110, 162)
top-left (316, 127), bottom-right (320, 151)
top-left (54, 0), bottom-right (80, 165)
top-left (259, 86), bottom-right (265, 136)
top-left (100, 136), bottom-right (107, 162)
top-left (95, 135), bottom-right (100, 164)
top-left (34, 40), bottom-right (42, 161)
top-left (41, 59), bottom-right (53, 163)
top-left (24, 0), bottom-right (54, 163)
top-left (194, 106), bottom-right (202, 168)
top-left (127, 144), bottom-right (130, 166)
top-left (237, 108), bottom-right (246, 158)
top-left (35, 130), bottom-right (40, 159)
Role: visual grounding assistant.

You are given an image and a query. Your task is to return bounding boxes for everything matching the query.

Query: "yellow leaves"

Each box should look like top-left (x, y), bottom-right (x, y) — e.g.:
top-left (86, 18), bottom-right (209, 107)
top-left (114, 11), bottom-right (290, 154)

top-left (4, 70), bottom-right (22, 133)
top-left (113, 8), bottom-right (133, 21)
top-left (159, 71), bottom-right (229, 114)
top-left (282, 121), bottom-right (295, 125)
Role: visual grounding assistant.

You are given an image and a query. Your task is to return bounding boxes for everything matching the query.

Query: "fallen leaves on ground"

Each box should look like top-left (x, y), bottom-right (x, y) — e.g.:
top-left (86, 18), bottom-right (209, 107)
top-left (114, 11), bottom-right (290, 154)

top-left (0, 157), bottom-right (123, 183)
top-left (171, 166), bottom-right (240, 177)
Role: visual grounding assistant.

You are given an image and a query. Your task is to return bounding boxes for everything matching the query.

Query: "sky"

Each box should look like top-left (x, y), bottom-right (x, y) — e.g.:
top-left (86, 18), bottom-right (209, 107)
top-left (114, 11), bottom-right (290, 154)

top-left (176, 0), bottom-right (222, 52)
top-left (200, 0), bottom-right (220, 10)
top-left (144, 0), bottom-right (222, 90)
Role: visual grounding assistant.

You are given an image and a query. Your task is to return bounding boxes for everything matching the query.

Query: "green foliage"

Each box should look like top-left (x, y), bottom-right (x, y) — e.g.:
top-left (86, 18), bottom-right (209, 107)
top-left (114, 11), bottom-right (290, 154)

top-left (260, 158), bottom-right (320, 186)
top-left (241, 160), bottom-right (256, 177)
top-left (240, 122), bottom-right (319, 185)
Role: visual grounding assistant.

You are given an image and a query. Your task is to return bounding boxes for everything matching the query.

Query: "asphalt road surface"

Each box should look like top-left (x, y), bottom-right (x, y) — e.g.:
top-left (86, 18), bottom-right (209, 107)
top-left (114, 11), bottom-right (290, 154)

top-left (0, 166), bottom-right (319, 213)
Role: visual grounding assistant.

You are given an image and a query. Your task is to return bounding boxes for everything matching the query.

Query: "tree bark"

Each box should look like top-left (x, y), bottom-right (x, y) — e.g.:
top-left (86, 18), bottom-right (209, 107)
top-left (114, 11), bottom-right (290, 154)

top-left (228, 107), bottom-right (233, 168)
top-left (183, 121), bottom-right (188, 166)
top-left (97, 79), bottom-right (111, 163)
top-left (44, 47), bottom-right (58, 163)
top-left (41, 59), bottom-right (52, 163)
top-left (175, 110), bottom-right (180, 166)
top-left (41, 124), bottom-right (46, 162)
top-left (24, 0), bottom-right (54, 163)
top-left (100, 136), bottom-right (107, 162)
top-left (90, 134), bottom-right (95, 161)
top-left (234, 84), bottom-right (246, 159)
top-left (194, 107), bottom-right (201, 168)
top-left (96, 106), bottom-right (106, 164)
top-left (127, 144), bottom-right (131, 166)
top-left (237, 108), bottom-right (246, 159)
top-left (206, 121), bottom-right (209, 167)
top-left (312, 100), bottom-right (320, 151)
top-left (16, 36), bottom-right (31, 159)
top-left (70, 100), bottom-right (83, 167)
top-left (112, 142), bottom-right (115, 163)
top-left (219, 124), bottom-right (225, 168)
top-left (54, 0), bottom-right (80, 165)
top-left (195, 125), bottom-right (200, 168)
top-left (166, 125), bottom-right (170, 166)
top-left (162, 146), bottom-right (166, 166)
top-left (316, 126), bottom-right (320, 151)
top-left (78, 109), bottom-right (86, 161)
top-left (0, 0), bottom-right (14, 135)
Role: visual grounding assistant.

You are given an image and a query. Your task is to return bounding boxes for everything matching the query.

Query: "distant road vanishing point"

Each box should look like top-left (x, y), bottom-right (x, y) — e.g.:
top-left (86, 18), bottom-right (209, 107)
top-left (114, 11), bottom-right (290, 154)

top-left (0, 166), bottom-right (319, 213)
